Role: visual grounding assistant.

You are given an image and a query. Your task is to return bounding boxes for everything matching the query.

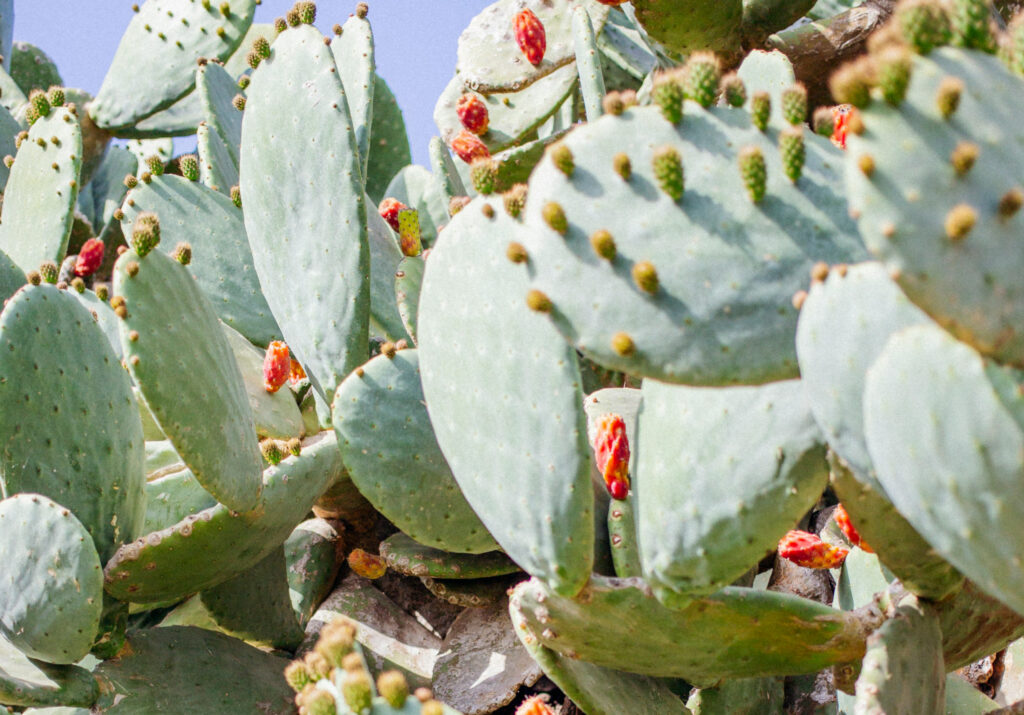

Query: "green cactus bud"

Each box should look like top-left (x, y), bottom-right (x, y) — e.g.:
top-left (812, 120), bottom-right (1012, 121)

top-left (286, 8), bottom-right (301, 26)
top-left (253, 35), bottom-right (271, 60)
top-left (632, 260), bottom-right (659, 294)
top-left (356, 2), bottom-right (369, 18)
top-left (297, 1), bottom-right (317, 24)
top-left (246, 50), bottom-right (262, 70)
top-left (46, 86), bottom-right (65, 107)
top-left (333, 23), bottom-right (344, 35)
top-left (24, 104), bottom-right (40, 126)
top-left (315, 617), bottom-right (357, 667)
top-left (1005, 13), bottom-right (1024, 76)
top-left (652, 146), bottom-right (684, 201)
top-left (506, 242), bottom-right (528, 263)
top-left (2, 155), bottom-right (12, 169)
top-left (341, 652), bottom-right (364, 673)
top-left (652, 69), bottom-right (686, 124)
top-left (113, 209), bottom-right (125, 221)
top-left (131, 212), bottom-right (161, 258)
top-left (274, 16), bottom-right (288, 33)
top-left (218, 1), bottom-right (230, 16)
top-left (26, 270), bottom-right (41, 286)
top-left (38, 261), bottom-right (59, 284)
top-left (779, 126), bottom-right (806, 183)
top-left (999, 187), bottom-right (1024, 218)
top-left (503, 183), bottom-right (527, 218)
top-left (611, 331), bottom-right (635, 356)
top-left (876, 45), bottom-right (913, 104)
top-left (612, 152), bottom-right (631, 181)
top-left (287, 437), bottom-right (302, 456)
top-left (549, 142), bottom-right (574, 176)
top-left (145, 155), bottom-right (164, 177)
top-left (951, 0), bottom-right (996, 51)
top-left (178, 154), bottom-right (199, 181)
top-left (377, 671), bottom-right (409, 708)
top-left (15, 130), bottom-right (27, 149)
top-left (126, 261), bottom-right (140, 278)
top-left (342, 671), bottom-right (373, 714)
top-left (70, 277), bottom-right (85, 293)
top-left (945, 203), bottom-right (977, 240)
top-left (260, 439), bottom-right (284, 465)
top-left (140, 171), bottom-right (153, 185)
top-left (421, 702), bottom-right (444, 715)
top-left (449, 195), bottom-right (471, 216)
top-left (124, 172), bottom-right (140, 190)
top-left (229, 185), bottom-right (242, 208)
top-left (829, 58), bottom-right (874, 108)
top-left (858, 153), bottom-right (876, 177)
top-left (27, 90), bottom-right (50, 125)
top-left (526, 289), bottom-right (553, 313)
top-left (720, 72), bottom-right (746, 107)
top-left (590, 229), bottom-right (616, 261)
top-left (683, 52), bottom-right (721, 108)
top-left (172, 242), bottom-right (193, 266)
top-left (602, 91), bottom-right (626, 116)
top-left (812, 106), bottom-right (835, 137)
top-left (284, 660), bottom-right (312, 693)
top-left (109, 295), bottom-right (125, 310)
top-left (303, 651), bottom-right (332, 681)
top-left (470, 158), bottom-right (499, 195)
top-left (950, 141), bottom-right (979, 176)
top-left (232, 94), bottom-right (246, 111)
top-left (781, 84), bottom-right (808, 125)
top-left (750, 91), bottom-right (771, 132)
top-left (303, 689), bottom-right (336, 715)
top-left (936, 76), bottom-right (963, 118)
top-left (738, 146), bottom-right (767, 203)
top-left (95, 283), bottom-right (109, 301)
top-left (542, 202), bottom-right (568, 235)
top-left (897, 0), bottom-right (952, 54)
top-left (238, 75), bottom-right (250, 90)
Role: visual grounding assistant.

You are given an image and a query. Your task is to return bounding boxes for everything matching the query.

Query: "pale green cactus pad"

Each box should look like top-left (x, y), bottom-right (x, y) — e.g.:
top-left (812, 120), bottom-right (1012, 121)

top-left (0, 635), bottom-right (98, 709)
top-left (366, 75), bottom-right (412, 204)
top-left (380, 533), bottom-right (518, 580)
top-left (142, 468), bottom-right (217, 534)
top-left (331, 11), bottom-right (374, 181)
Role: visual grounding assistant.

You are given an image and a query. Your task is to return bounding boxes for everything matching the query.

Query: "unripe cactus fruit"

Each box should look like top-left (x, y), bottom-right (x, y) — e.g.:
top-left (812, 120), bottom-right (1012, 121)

top-left (70, 277), bottom-right (85, 293)
top-left (39, 261), bottom-right (59, 284)
top-left (377, 671), bottom-right (409, 708)
top-left (526, 289), bottom-right (553, 313)
top-left (230, 185), bottom-right (242, 208)
top-left (342, 671), bottom-right (373, 714)
top-left (503, 183), bottom-right (528, 218)
top-left (284, 660), bottom-right (312, 692)
top-left (378, 197), bottom-right (407, 232)
top-left (936, 76), bottom-right (964, 118)
top-left (260, 439), bottom-right (284, 465)
top-left (450, 129), bottom-right (490, 164)
top-left (516, 694), bottom-right (556, 715)
top-left (253, 36), bottom-right (271, 60)
top-left (296, 1), bottom-right (316, 24)
top-left (549, 142), bottom-right (574, 176)
top-left (171, 242), bottom-right (192, 266)
top-left (47, 86), bottom-right (65, 107)
top-left (750, 91), bottom-right (771, 132)
top-left (781, 84), bottom-right (808, 125)
top-left (652, 146), bottom-right (684, 201)
top-left (124, 174), bottom-right (138, 189)
top-left (542, 202), bottom-right (568, 234)
top-left (834, 504), bottom-right (874, 553)
top-left (27, 90), bottom-right (51, 124)
top-left (779, 126), bottom-right (805, 183)
top-left (471, 158), bottom-right (499, 195)
top-left (590, 229), bottom-right (616, 261)
top-left (514, 9), bottom-right (546, 66)
top-left (131, 212), bottom-right (161, 258)
top-left (287, 437), bottom-right (302, 456)
top-left (232, 94), bottom-right (246, 111)
top-left (896, 0), bottom-right (952, 54)
top-left (74, 238), bottom-right (105, 277)
top-left (589, 413), bottom-right (631, 501)
top-left (95, 283), bottom-right (109, 301)
top-left (26, 270), bottom-right (41, 286)
top-left (456, 93), bottom-right (489, 135)
top-left (178, 154), bottom-right (199, 181)
top-left (829, 58), bottom-right (874, 108)
top-left (303, 689), bottom-right (336, 715)
top-left (356, 2), bottom-right (368, 19)
top-left (778, 530), bottom-right (849, 568)
top-left (341, 653), bottom-right (364, 673)
top-left (449, 195), bottom-right (471, 217)
top-left (632, 260), bottom-right (659, 294)
top-left (720, 72), bottom-right (746, 107)
top-left (315, 618), bottom-right (356, 668)
top-left (738, 146), bottom-right (767, 203)
top-left (397, 208), bottom-right (423, 257)
top-left (304, 651), bottom-right (331, 681)
top-left (945, 203), bottom-right (977, 240)
top-left (348, 548), bottom-right (387, 579)
top-left (813, 106), bottom-right (835, 137)
top-left (684, 52), bottom-right (721, 108)
top-left (652, 69), bottom-right (685, 124)
top-left (263, 341), bottom-right (291, 393)
top-left (145, 154), bottom-right (165, 177)
top-left (876, 45), bottom-right (913, 104)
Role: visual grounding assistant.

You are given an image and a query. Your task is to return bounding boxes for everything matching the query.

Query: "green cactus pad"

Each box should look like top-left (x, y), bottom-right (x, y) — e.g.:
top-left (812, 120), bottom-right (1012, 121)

top-left (0, 64), bottom-right (25, 115)
top-left (510, 602), bottom-right (690, 715)
top-left (126, 138), bottom-right (172, 174)
top-left (89, 0), bottom-right (256, 131)
top-left (0, 636), bottom-right (98, 709)
top-left (91, 626), bottom-right (293, 713)
top-left (520, 101), bottom-right (864, 385)
top-left (76, 146), bottom-right (134, 235)
top-left (864, 323), bottom-right (1024, 616)
top-left (365, 74), bottom-right (412, 204)
top-left (0, 106), bottom-right (82, 272)
top-left (380, 533), bottom-right (518, 580)
top-left (0, 494), bottom-right (103, 664)
top-left (197, 62), bottom-right (242, 178)
top-left (687, 678), bottom-right (784, 713)
top-left (331, 12), bottom-right (375, 181)
top-left (333, 349), bottom-right (497, 554)
top-left (142, 468), bottom-right (217, 534)
top-left (240, 24), bottom-right (369, 408)
top-left (573, 5), bottom-right (606, 121)
top-left (854, 596), bottom-right (945, 714)
top-left (199, 546), bottom-right (304, 650)
top-left (10, 43), bottom-right (62, 97)
top-left (834, 545), bottom-right (891, 612)
top-left (420, 574), bottom-right (522, 609)
top-left (457, 1), bottom-right (609, 93)
top-left (597, 7), bottom-right (659, 80)
top-left (114, 248), bottom-right (263, 512)
top-left (0, 248), bottom-right (25, 305)
top-left (366, 197), bottom-right (409, 342)
top-left (221, 324), bottom-right (303, 439)
top-left (0, 285), bottom-right (145, 563)
top-left (933, 580), bottom-right (1024, 670)
top-left (119, 174), bottom-right (280, 347)
top-left (284, 518), bottom-right (342, 628)
top-left (434, 65), bottom-right (578, 156)
top-left (847, 48), bottom-right (1024, 367)
top-left (735, 50), bottom-right (796, 128)
top-left (418, 195), bottom-right (594, 597)
top-left (127, 93), bottom-right (204, 139)
top-left (944, 673), bottom-right (1000, 713)
top-left (636, 378), bottom-right (828, 596)
top-left (510, 575), bottom-right (868, 683)
top-left (0, 104), bottom-right (17, 191)
top-left (429, 135), bottom-right (469, 208)
top-left (394, 255), bottom-right (424, 345)
top-left (630, 0), bottom-right (743, 57)
top-left (104, 432), bottom-right (344, 603)
top-left (143, 438), bottom-right (182, 478)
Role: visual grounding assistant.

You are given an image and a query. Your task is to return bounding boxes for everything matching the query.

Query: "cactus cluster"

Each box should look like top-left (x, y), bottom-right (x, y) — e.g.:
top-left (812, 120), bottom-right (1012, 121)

top-left (4, 0), bottom-right (1024, 713)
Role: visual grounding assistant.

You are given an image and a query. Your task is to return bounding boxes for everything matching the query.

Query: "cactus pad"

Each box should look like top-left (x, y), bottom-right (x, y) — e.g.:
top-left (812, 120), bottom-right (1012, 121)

top-left (380, 533), bottom-right (518, 580)
top-left (143, 468), bottom-right (217, 534)
top-left (0, 636), bottom-right (98, 709)
top-left (331, 11), bottom-right (375, 181)
top-left (394, 255), bottom-right (424, 345)
top-left (221, 324), bottom-right (304, 439)
top-left (366, 75), bottom-right (412, 204)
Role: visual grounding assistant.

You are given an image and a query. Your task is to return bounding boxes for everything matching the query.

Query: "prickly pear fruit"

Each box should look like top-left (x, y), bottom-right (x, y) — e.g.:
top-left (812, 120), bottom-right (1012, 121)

top-left (457, 93), bottom-right (489, 135)
top-left (74, 238), bottom-right (105, 277)
top-left (348, 548), bottom-right (387, 579)
top-left (39, 260), bottom-right (59, 284)
top-left (179, 154), bottom-right (200, 181)
top-left (261, 439), bottom-right (284, 465)
top-left (263, 341), bottom-right (291, 393)
top-left (831, 104), bottom-right (851, 149)
top-left (397, 208), bottom-right (423, 257)
top-left (516, 694), bottom-right (556, 715)
top-left (514, 9), bottom-right (546, 66)
top-left (778, 530), bottom-right (849, 569)
top-left (589, 413), bottom-right (631, 500)
top-left (289, 358), bottom-right (306, 384)
top-left (342, 670), bottom-right (373, 714)
top-left (316, 617), bottom-right (357, 668)
top-left (739, 146), bottom-right (767, 203)
top-left (377, 671), bottom-right (409, 708)
top-left (834, 505), bottom-right (873, 553)
top-left (750, 91), bottom-right (771, 132)
top-left (131, 212), bottom-right (161, 257)
top-left (378, 197), bottom-right (408, 232)
top-left (451, 129), bottom-right (490, 164)
top-left (684, 52), bottom-right (720, 108)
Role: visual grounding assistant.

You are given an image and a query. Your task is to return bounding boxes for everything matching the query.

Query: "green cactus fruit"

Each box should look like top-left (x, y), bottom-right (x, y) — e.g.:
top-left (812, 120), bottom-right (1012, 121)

top-left (230, 185), bottom-right (241, 207)
top-left (897, 0), bottom-right (952, 54)
top-left (651, 146), bottom-right (684, 201)
top-left (652, 69), bottom-right (686, 123)
top-left (542, 201), bottom-right (568, 234)
top-left (612, 152), bottom-right (631, 180)
top-left (296, 1), bottom-right (316, 24)
top-left (503, 183), bottom-right (527, 218)
top-left (590, 229), bottom-right (616, 261)
top-left (470, 158), bottom-right (499, 195)
top-left (377, 671), bottom-right (409, 708)
top-left (252, 35), bottom-right (271, 59)
top-left (829, 57), bottom-right (874, 108)
top-left (950, 0), bottom-right (995, 51)
top-left (342, 670), bottom-right (373, 713)
top-left (781, 83), bottom-right (807, 125)
top-left (738, 145), bottom-right (767, 202)
top-left (260, 439), bottom-right (284, 465)
top-left (813, 106), bottom-right (835, 136)
top-left (877, 45), bottom-right (913, 104)
top-left (314, 617), bottom-right (357, 668)
top-left (232, 94), bottom-right (246, 111)
top-left (178, 154), bottom-right (199, 181)
top-left (285, 7), bottom-right (300, 26)
top-left (935, 76), bottom-right (963, 118)
top-left (779, 126), bottom-right (805, 183)
top-left (145, 154), bottom-right (165, 177)
top-left (28, 89), bottom-right (50, 123)
top-left (684, 52), bottom-right (721, 108)
top-left (303, 688), bottom-right (336, 715)
top-left (38, 260), bottom-right (58, 284)
top-left (130, 212), bottom-right (160, 257)
top-left (46, 85), bottom-right (64, 107)
top-left (397, 208), bottom-right (423, 257)
top-left (720, 71), bottom-right (746, 107)
top-left (549, 142), bottom-right (574, 176)
top-left (750, 91), bottom-right (770, 131)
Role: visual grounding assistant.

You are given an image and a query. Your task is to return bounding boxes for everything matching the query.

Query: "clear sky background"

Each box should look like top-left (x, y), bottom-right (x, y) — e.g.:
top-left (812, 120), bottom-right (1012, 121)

top-left (13, 1), bottom-right (493, 167)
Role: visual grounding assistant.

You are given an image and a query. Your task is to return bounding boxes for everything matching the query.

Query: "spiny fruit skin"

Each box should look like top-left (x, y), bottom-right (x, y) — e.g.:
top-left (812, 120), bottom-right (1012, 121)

top-left (897, 0), bottom-right (953, 54)
top-left (296, 1), bottom-right (316, 24)
top-left (589, 413), bottom-right (631, 501)
top-left (684, 52), bottom-right (721, 108)
top-left (779, 126), bottom-right (806, 183)
top-left (316, 617), bottom-right (356, 667)
top-left (263, 341), bottom-right (291, 393)
top-left (178, 154), bottom-right (199, 182)
top-left (27, 90), bottom-right (50, 125)
top-left (720, 72), bottom-right (746, 107)
top-left (876, 45), bottom-right (913, 105)
top-left (750, 92), bottom-right (771, 132)
top-left (46, 86), bottom-right (65, 107)
top-left (652, 70), bottom-right (686, 124)
top-left (514, 9), bottom-right (546, 66)
top-left (39, 261), bottom-right (59, 285)
top-left (834, 505), bottom-right (874, 553)
top-left (397, 208), bottom-right (423, 257)
top-left (74, 238), bottom-right (105, 277)
top-left (342, 671), bottom-right (373, 714)
top-left (252, 36), bottom-right (271, 60)
top-left (652, 146), bottom-right (684, 201)
top-left (261, 439), bottom-right (284, 466)
top-left (739, 146), bottom-right (767, 203)
top-left (456, 93), bottom-right (489, 135)
top-left (781, 84), bottom-right (808, 125)
top-left (145, 154), bottom-right (165, 177)
top-left (450, 129), bottom-right (491, 164)
top-left (778, 530), bottom-right (849, 569)
top-left (348, 548), bottom-right (387, 579)
top-left (302, 689), bottom-right (335, 715)
top-left (516, 694), bottom-right (556, 715)
top-left (813, 106), bottom-right (835, 138)
top-left (284, 660), bottom-right (311, 693)
top-left (379, 197), bottom-right (407, 232)
top-left (131, 213), bottom-right (161, 258)
top-left (377, 671), bottom-right (409, 709)
top-left (829, 58), bottom-right (874, 109)
top-left (230, 185), bottom-right (242, 208)
top-left (471, 158), bottom-right (499, 195)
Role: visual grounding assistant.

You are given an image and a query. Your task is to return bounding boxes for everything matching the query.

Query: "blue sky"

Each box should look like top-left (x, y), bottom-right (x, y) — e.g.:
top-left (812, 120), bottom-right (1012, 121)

top-left (15, 1), bottom-right (493, 166)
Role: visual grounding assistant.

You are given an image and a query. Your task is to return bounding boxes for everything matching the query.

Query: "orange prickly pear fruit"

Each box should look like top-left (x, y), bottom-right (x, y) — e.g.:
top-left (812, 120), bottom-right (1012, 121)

top-left (451, 129), bottom-right (490, 164)
top-left (457, 93), bottom-right (490, 135)
top-left (831, 104), bottom-right (851, 149)
top-left (515, 694), bottom-right (555, 715)
top-left (514, 9), bottom-right (546, 66)
top-left (833, 504), bottom-right (873, 553)
top-left (378, 197), bottom-right (408, 232)
top-left (589, 413), bottom-right (631, 500)
top-left (348, 549), bottom-right (387, 579)
top-left (263, 341), bottom-right (291, 393)
top-left (778, 530), bottom-right (849, 569)
top-left (289, 358), bottom-right (306, 384)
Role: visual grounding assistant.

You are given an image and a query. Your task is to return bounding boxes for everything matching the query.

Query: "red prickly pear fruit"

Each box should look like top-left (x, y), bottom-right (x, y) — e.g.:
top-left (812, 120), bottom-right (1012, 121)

top-left (397, 208), bottom-right (423, 257)
top-left (450, 129), bottom-right (490, 164)
top-left (289, 358), bottom-right (307, 384)
top-left (348, 548), bottom-right (387, 579)
top-left (831, 104), bottom-right (851, 149)
top-left (778, 530), bottom-right (849, 569)
top-left (514, 9), bottom-right (546, 66)
top-left (456, 93), bottom-right (489, 135)
top-left (378, 197), bottom-right (408, 232)
top-left (834, 504), bottom-right (873, 553)
top-left (589, 413), bottom-right (631, 499)
top-left (74, 238), bottom-right (105, 277)
top-left (263, 341), bottom-right (291, 393)
top-left (516, 694), bottom-right (556, 715)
